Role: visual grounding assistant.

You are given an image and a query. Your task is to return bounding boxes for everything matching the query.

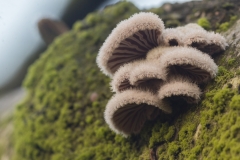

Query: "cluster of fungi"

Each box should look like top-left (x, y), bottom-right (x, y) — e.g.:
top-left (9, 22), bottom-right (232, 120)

top-left (96, 12), bottom-right (227, 136)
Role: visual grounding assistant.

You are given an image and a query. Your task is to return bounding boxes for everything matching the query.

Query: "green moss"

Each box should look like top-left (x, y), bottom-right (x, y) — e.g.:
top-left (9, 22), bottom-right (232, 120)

top-left (178, 122), bottom-right (196, 149)
top-left (165, 19), bottom-right (180, 28)
top-left (222, 2), bottom-right (234, 10)
top-left (197, 17), bottom-right (211, 30)
top-left (147, 7), bottom-right (164, 16)
top-left (85, 115), bottom-right (94, 124)
top-left (230, 15), bottom-right (238, 22)
top-left (149, 122), bottom-right (175, 148)
top-left (212, 88), bottom-right (235, 113)
top-left (217, 15), bottom-right (238, 32)
top-left (218, 22), bottom-right (230, 32)
top-left (215, 66), bottom-right (234, 86)
top-left (13, 1), bottom-right (240, 160)
top-left (227, 58), bottom-right (236, 66)
top-left (139, 147), bottom-right (151, 160)
top-left (72, 21), bottom-right (83, 31)
top-left (164, 126), bottom-right (175, 142)
top-left (229, 95), bottom-right (240, 110)
top-left (167, 142), bottom-right (181, 157)
top-left (153, 61), bottom-right (239, 159)
top-left (198, 87), bottom-right (240, 159)
top-left (155, 87), bottom-right (240, 159)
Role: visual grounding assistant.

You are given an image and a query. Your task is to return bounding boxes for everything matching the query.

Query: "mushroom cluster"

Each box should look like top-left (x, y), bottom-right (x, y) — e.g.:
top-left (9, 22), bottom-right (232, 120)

top-left (96, 12), bottom-right (227, 136)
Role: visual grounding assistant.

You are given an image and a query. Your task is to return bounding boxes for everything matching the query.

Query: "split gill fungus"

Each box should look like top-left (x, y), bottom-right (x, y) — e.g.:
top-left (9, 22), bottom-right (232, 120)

top-left (96, 12), bottom-right (227, 136)
top-left (97, 12), bottom-right (164, 77)
top-left (104, 89), bottom-right (171, 136)
top-left (161, 23), bottom-right (228, 55)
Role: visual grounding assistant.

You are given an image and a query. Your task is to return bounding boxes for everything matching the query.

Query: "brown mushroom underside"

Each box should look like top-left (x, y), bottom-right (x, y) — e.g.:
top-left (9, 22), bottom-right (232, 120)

top-left (112, 103), bottom-right (160, 135)
top-left (168, 39), bottom-right (179, 46)
top-left (169, 65), bottom-right (211, 83)
top-left (132, 78), bottom-right (163, 93)
top-left (190, 42), bottom-right (224, 55)
top-left (165, 95), bottom-right (199, 104)
top-left (107, 29), bottom-right (161, 73)
top-left (117, 79), bottom-right (133, 92)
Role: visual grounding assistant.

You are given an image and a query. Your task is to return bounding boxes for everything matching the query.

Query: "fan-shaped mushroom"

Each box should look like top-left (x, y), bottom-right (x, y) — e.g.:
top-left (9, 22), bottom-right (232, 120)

top-left (157, 46), bottom-right (218, 83)
top-left (158, 76), bottom-right (201, 104)
top-left (161, 23), bottom-right (228, 55)
top-left (111, 59), bottom-right (165, 93)
top-left (96, 12), bottom-right (228, 137)
top-left (97, 12), bottom-right (165, 77)
top-left (182, 24), bottom-right (228, 55)
top-left (104, 89), bottom-right (172, 136)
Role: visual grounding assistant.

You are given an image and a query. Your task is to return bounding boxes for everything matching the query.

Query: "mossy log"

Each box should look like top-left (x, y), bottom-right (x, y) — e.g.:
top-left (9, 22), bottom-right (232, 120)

top-left (14, 1), bottom-right (240, 160)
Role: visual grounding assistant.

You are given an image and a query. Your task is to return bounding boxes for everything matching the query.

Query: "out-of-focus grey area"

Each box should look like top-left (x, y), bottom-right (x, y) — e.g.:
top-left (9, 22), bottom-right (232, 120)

top-left (0, 88), bottom-right (25, 120)
top-left (0, 0), bottom-right (107, 95)
top-left (0, 0), bottom-right (196, 116)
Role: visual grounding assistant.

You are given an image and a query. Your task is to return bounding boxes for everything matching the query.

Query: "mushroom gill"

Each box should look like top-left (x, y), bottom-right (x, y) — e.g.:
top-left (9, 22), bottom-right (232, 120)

top-left (97, 12), bottom-right (165, 77)
top-left (181, 24), bottom-right (227, 55)
top-left (161, 23), bottom-right (228, 55)
top-left (158, 46), bottom-right (218, 83)
top-left (96, 12), bottom-right (228, 137)
top-left (104, 89), bottom-right (172, 136)
top-left (199, 32), bottom-right (228, 55)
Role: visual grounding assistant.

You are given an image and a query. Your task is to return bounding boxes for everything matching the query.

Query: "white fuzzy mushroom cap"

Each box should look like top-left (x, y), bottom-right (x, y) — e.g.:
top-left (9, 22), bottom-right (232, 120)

top-left (181, 23), bottom-right (228, 55)
top-left (129, 60), bottom-right (166, 93)
top-left (110, 60), bottom-right (143, 93)
top-left (157, 46), bottom-right (218, 82)
top-left (160, 28), bottom-right (184, 46)
top-left (161, 23), bottom-right (228, 55)
top-left (97, 12), bottom-right (165, 77)
top-left (183, 29), bottom-right (209, 46)
top-left (204, 31), bottom-right (228, 53)
top-left (161, 23), bottom-right (204, 47)
top-left (158, 76), bottom-right (201, 104)
top-left (146, 46), bottom-right (165, 60)
top-left (104, 89), bottom-right (172, 136)
top-left (181, 23), bottom-right (204, 31)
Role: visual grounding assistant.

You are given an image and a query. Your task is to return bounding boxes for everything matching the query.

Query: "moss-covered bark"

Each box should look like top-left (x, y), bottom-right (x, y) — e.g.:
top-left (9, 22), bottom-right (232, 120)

top-left (14, 0), bottom-right (240, 159)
